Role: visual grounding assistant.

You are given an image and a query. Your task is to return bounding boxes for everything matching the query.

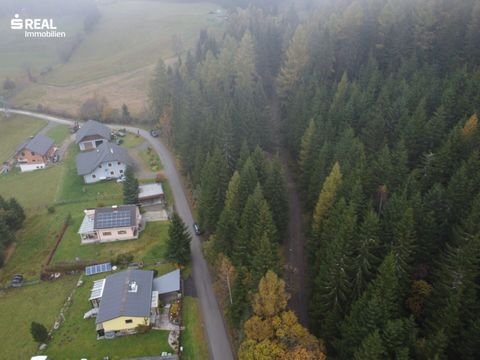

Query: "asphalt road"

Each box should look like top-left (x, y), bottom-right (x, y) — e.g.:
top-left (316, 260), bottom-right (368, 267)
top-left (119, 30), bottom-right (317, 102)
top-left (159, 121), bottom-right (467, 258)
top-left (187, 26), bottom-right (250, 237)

top-left (3, 109), bottom-right (234, 360)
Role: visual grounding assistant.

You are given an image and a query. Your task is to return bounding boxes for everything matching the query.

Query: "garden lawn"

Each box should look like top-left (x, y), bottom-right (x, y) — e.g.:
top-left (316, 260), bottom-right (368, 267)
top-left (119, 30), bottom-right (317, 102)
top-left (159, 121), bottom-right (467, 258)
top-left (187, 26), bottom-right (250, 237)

top-left (46, 275), bottom-right (170, 360)
top-left (55, 144), bottom-right (123, 204)
top-left (0, 276), bottom-right (78, 360)
top-left (46, 124), bottom-right (71, 144)
top-left (0, 115), bottom-right (47, 163)
top-left (139, 147), bottom-right (164, 172)
top-left (52, 221), bottom-right (170, 265)
top-left (0, 165), bottom-right (62, 210)
top-left (120, 133), bottom-right (144, 149)
top-left (182, 296), bottom-right (209, 360)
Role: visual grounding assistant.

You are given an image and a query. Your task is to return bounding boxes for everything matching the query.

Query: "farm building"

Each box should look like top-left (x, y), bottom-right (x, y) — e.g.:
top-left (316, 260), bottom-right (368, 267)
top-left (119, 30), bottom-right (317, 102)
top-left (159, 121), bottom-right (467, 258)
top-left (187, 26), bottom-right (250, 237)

top-left (14, 134), bottom-right (55, 172)
top-left (75, 119), bottom-right (111, 151)
top-left (78, 205), bottom-right (141, 244)
top-left (75, 142), bottom-right (133, 184)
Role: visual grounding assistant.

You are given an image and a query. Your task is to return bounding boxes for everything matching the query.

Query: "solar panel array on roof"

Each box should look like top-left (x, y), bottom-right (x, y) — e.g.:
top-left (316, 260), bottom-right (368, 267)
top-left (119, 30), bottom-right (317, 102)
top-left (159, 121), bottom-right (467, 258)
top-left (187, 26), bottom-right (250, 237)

top-left (95, 209), bottom-right (132, 229)
top-left (85, 262), bottom-right (112, 276)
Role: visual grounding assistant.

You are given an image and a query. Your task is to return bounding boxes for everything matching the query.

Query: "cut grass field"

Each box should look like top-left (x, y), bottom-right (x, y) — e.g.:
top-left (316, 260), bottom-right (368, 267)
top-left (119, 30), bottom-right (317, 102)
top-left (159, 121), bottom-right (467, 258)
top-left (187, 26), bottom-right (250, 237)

top-left (182, 296), bottom-right (209, 360)
top-left (45, 274), bottom-right (170, 360)
top-left (0, 115), bottom-right (47, 163)
top-left (0, 276), bottom-right (78, 360)
top-left (9, 0), bottom-right (225, 114)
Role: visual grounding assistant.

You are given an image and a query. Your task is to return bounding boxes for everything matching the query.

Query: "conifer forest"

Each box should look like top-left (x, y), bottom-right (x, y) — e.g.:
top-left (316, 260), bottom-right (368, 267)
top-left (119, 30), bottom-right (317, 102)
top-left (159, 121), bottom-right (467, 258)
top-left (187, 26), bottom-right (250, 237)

top-left (149, 0), bottom-right (480, 358)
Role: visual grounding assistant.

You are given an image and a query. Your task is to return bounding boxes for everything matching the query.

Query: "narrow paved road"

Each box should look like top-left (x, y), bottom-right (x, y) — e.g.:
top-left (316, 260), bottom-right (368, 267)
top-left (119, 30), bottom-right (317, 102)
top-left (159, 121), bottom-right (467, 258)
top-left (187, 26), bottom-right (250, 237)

top-left (3, 109), bottom-right (234, 360)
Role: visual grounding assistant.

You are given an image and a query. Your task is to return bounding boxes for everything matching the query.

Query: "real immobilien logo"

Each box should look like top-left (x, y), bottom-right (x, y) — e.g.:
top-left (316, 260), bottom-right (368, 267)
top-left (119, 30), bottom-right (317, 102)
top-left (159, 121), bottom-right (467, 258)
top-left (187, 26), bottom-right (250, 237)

top-left (11, 14), bottom-right (66, 38)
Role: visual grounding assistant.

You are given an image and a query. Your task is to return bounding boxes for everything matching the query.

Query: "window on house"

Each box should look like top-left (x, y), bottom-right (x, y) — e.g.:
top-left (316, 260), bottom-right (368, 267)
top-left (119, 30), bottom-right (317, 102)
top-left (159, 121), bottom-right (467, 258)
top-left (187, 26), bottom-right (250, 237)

top-left (32, 159), bottom-right (36, 162)
top-left (125, 319), bottom-right (133, 324)
top-left (108, 163), bottom-right (112, 167)
top-left (118, 162), bottom-right (121, 165)
top-left (119, 169), bottom-right (124, 174)
top-left (92, 174), bottom-right (96, 179)
top-left (21, 152), bottom-right (25, 156)
top-left (31, 152), bottom-right (35, 156)
top-left (102, 232), bottom-right (112, 236)
top-left (110, 171), bottom-right (114, 175)
top-left (118, 230), bottom-right (127, 235)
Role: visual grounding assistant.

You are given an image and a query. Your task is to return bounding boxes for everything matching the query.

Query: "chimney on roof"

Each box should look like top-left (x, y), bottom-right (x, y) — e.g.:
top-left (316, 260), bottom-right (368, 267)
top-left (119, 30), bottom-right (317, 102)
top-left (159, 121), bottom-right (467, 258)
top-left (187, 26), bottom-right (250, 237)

top-left (128, 281), bottom-right (138, 293)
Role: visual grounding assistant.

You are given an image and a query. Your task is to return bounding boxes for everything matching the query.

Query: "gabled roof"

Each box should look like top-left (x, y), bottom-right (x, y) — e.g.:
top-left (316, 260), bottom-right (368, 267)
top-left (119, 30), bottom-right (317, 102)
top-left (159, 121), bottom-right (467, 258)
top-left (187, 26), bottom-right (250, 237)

top-left (96, 269), bottom-right (154, 324)
top-left (16, 134), bottom-right (54, 156)
top-left (94, 205), bottom-right (138, 229)
top-left (75, 120), bottom-right (111, 144)
top-left (75, 142), bottom-right (133, 176)
top-left (152, 269), bottom-right (180, 294)
top-left (138, 183), bottom-right (164, 200)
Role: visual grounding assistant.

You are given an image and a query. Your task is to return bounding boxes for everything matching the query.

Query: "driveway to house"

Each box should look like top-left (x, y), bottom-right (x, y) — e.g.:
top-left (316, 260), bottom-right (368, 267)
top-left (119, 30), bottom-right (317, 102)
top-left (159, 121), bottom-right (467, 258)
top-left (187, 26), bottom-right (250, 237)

top-left (3, 109), bottom-right (234, 360)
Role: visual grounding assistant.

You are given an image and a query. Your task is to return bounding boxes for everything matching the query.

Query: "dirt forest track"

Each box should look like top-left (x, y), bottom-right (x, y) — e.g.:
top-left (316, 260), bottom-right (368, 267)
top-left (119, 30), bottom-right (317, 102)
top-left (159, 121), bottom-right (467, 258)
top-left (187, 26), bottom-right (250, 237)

top-left (268, 95), bottom-right (309, 326)
top-left (2, 108), bottom-right (234, 360)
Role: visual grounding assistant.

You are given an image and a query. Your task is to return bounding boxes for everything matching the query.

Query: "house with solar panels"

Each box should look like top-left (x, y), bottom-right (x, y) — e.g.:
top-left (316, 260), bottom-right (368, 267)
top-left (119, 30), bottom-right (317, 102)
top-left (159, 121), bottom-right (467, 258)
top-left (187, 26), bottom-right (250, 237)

top-left (78, 205), bottom-right (142, 244)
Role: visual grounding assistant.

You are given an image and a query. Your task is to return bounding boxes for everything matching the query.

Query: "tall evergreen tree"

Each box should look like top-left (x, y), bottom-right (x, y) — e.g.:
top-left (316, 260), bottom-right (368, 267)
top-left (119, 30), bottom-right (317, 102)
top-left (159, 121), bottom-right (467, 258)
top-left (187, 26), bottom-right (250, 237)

top-left (166, 213), bottom-right (192, 266)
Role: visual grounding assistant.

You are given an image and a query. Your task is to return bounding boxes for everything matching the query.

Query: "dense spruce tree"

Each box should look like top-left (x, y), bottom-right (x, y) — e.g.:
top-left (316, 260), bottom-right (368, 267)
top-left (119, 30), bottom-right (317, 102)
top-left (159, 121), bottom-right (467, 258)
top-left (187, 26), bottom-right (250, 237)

top-left (122, 166), bottom-right (138, 205)
top-left (166, 213), bottom-right (192, 266)
top-left (30, 322), bottom-right (48, 343)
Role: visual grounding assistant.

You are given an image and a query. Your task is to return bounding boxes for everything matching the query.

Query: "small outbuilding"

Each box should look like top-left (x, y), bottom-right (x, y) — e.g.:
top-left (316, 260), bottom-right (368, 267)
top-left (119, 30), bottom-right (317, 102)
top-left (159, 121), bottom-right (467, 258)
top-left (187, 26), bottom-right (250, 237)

top-left (138, 183), bottom-right (165, 206)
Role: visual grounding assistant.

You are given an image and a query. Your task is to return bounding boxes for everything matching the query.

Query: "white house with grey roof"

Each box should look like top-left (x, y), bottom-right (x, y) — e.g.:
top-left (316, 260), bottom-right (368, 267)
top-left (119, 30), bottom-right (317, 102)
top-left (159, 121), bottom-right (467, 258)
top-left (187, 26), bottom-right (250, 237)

top-left (75, 119), bottom-right (111, 151)
top-left (76, 142), bottom-right (133, 184)
top-left (88, 269), bottom-right (181, 337)
top-left (78, 205), bottom-right (141, 244)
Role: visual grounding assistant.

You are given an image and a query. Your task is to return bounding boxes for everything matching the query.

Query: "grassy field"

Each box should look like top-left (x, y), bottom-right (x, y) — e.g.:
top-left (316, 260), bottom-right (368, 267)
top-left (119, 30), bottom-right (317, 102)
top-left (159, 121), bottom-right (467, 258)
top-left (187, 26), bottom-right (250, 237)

top-left (0, 115), bottom-right (47, 163)
top-left (0, 276), bottom-right (78, 360)
top-left (182, 296), bottom-right (209, 360)
top-left (46, 274), bottom-right (171, 360)
top-left (8, 0), bottom-right (225, 114)
top-left (53, 221), bottom-right (170, 264)
top-left (46, 124), bottom-right (71, 144)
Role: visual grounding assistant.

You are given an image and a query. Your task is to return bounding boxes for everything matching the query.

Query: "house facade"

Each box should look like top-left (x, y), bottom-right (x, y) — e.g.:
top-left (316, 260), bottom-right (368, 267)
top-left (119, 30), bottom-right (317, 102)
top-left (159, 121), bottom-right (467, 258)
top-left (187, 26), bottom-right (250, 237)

top-left (76, 142), bottom-right (133, 184)
top-left (75, 120), bottom-right (111, 151)
top-left (15, 134), bottom-right (55, 172)
top-left (78, 205), bottom-right (142, 244)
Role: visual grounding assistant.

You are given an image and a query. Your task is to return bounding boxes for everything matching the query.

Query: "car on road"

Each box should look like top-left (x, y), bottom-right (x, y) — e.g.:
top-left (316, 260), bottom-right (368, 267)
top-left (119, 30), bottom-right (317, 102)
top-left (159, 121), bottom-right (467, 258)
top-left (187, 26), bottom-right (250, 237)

top-left (52, 153), bottom-right (60, 163)
top-left (150, 129), bottom-right (159, 137)
top-left (193, 222), bottom-right (202, 235)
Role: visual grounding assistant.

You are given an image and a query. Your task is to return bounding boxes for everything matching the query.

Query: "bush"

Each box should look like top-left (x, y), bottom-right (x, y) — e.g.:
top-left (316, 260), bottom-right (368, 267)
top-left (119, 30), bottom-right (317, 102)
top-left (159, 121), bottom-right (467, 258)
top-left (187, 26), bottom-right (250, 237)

top-left (47, 205), bottom-right (56, 214)
top-left (136, 324), bottom-right (152, 334)
top-left (114, 253), bottom-right (134, 266)
top-left (31, 322), bottom-right (49, 343)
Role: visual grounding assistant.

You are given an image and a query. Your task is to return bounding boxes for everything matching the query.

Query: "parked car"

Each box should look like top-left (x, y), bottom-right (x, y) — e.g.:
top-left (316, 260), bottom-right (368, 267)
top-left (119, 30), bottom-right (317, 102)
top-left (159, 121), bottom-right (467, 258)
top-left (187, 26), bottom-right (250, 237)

top-left (116, 129), bottom-right (126, 137)
top-left (52, 153), bottom-right (60, 163)
top-left (11, 274), bottom-right (24, 287)
top-left (115, 138), bottom-right (123, 145)
top-left (193, 222), bottom-right (202, 235)
top-left (116, 175), bottom-right (126, 183)
top-left (150, 129), bottom-right (159, 137)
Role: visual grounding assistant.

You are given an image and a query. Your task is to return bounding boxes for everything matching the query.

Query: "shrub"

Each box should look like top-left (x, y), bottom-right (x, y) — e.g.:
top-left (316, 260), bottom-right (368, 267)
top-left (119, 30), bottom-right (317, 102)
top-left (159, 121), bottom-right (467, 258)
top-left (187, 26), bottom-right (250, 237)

top-left (31, 322), bottom-right (49, 343)
top-left (47, 205), bottom-right (55, 214)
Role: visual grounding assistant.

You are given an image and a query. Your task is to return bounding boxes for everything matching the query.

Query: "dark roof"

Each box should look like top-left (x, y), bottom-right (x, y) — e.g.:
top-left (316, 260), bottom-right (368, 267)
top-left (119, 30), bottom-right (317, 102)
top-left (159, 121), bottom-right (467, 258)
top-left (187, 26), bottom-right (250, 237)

top-left (94, 205), bottom-right (137, 229)
top-left (96, 269), bottom-right (154, 324)
top-left (75, 120), bottom-right (111, 144)
top-left (16, 134), bottom-right (54, 156)
top-left (75, 142), bottom-right (133, 176)
top-left (153, 269), bottom-right (180, 294)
